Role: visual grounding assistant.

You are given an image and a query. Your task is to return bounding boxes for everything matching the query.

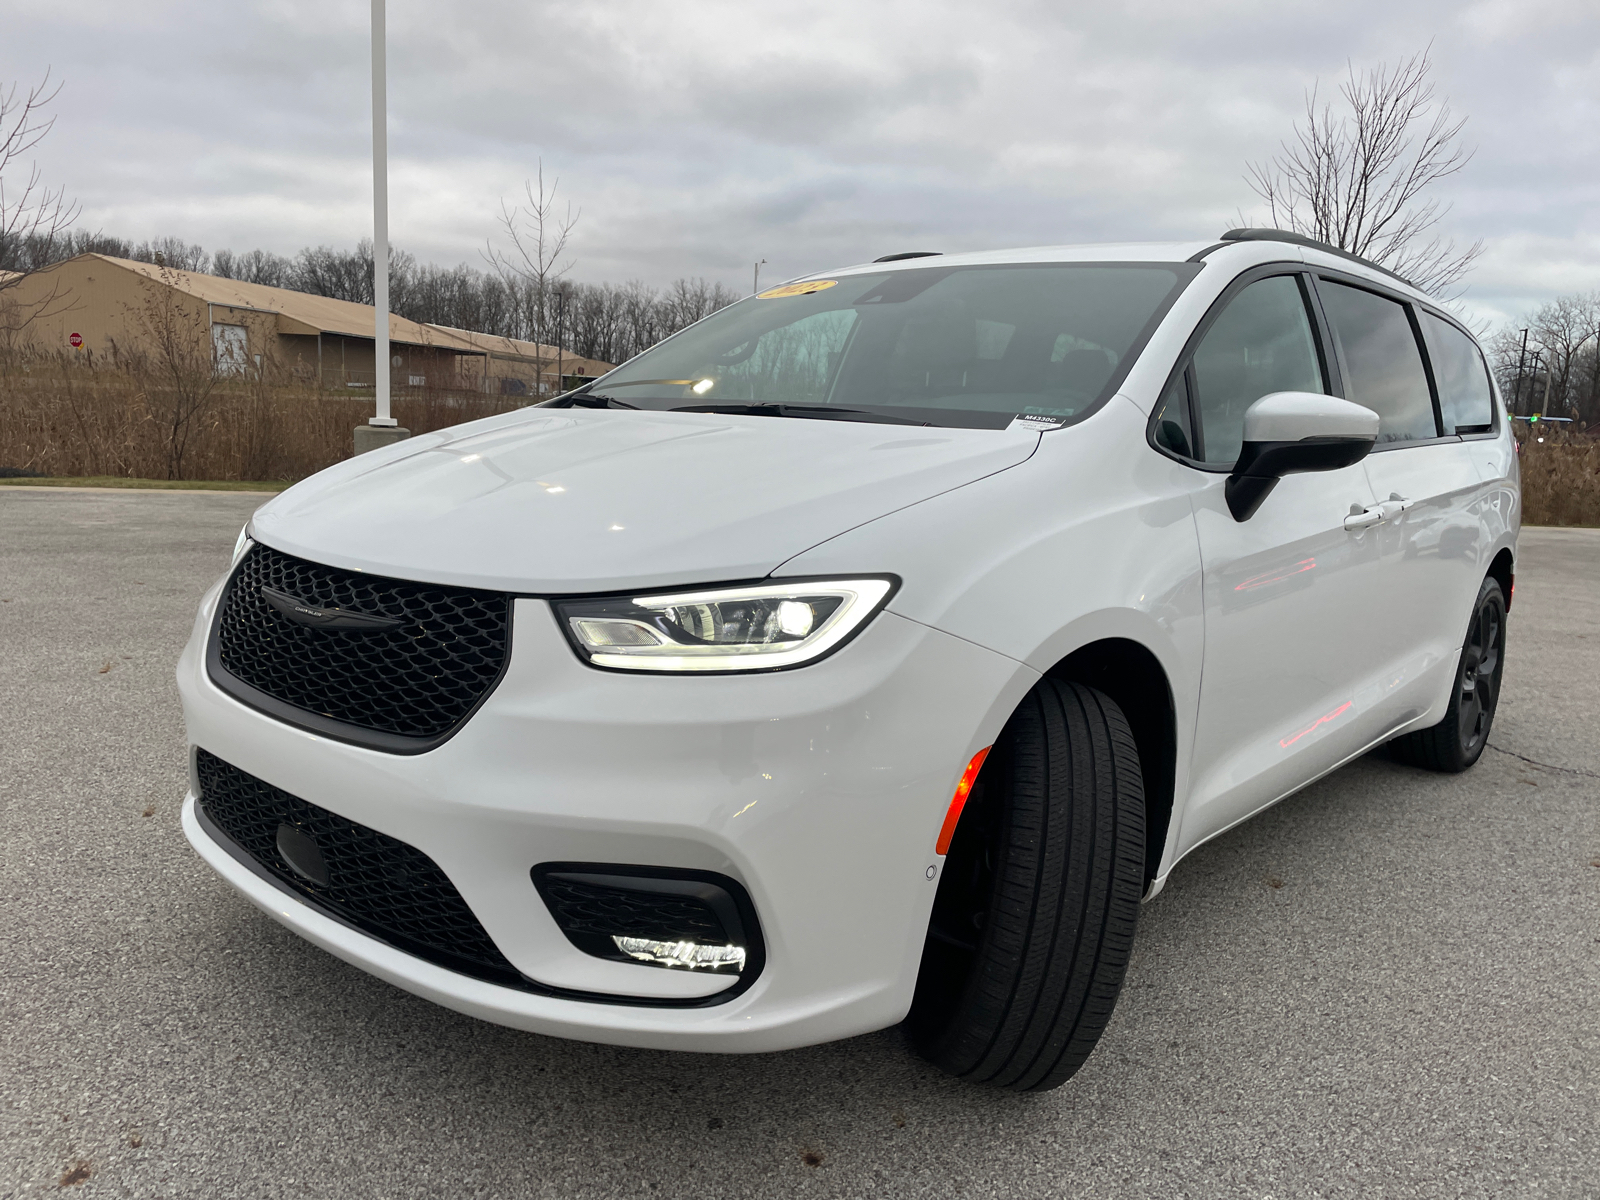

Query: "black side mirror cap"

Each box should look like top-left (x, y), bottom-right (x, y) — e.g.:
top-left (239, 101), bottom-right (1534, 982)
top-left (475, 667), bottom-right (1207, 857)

top-left (1226, 435), bottom-right (1376, 520)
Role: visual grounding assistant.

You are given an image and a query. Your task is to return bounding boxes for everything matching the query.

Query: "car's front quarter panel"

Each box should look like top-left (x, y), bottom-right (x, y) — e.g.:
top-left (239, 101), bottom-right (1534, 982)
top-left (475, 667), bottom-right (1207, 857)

top-left (178, 571), bottom-right (1037, 1051)
top-left (775, 397), bottom-right (1206, 883)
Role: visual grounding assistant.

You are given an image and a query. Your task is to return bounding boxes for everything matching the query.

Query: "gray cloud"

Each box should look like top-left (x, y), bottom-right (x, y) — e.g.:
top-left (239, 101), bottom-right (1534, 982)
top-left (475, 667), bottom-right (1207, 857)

top-left (3, 0), bottom-right (1595, 328)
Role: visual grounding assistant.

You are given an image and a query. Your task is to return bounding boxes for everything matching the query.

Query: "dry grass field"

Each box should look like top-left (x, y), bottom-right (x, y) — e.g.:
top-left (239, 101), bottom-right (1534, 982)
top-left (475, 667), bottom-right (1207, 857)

top-left (0, 354), bottom-right (522, 484)
top-left (1518, 436), bottom-right (1600, 526)
top-left (3, 354), bottom-right (1598, 525)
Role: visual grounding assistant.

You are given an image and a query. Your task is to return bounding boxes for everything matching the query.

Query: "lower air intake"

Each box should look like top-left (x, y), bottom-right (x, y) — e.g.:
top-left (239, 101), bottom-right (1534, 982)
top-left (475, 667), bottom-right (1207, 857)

top-left (195, 749), bottom-right (529, 989)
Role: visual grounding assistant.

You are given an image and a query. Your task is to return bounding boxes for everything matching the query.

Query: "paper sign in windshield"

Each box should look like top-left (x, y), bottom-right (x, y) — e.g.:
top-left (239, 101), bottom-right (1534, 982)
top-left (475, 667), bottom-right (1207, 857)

top-left (757, 280), bottom-right (839, 299)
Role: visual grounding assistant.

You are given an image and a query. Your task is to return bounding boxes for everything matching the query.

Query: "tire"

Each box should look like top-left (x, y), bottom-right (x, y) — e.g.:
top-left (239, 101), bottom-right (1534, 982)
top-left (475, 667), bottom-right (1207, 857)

top-left (1388, 576), bottom-right (1507, 773)
top-left (907, 678), bottom-right (1146, 1091)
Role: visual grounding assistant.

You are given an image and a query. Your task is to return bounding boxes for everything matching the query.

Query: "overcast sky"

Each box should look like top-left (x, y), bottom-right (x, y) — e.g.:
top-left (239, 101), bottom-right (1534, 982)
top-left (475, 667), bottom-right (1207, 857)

top-left (3, 0), bottom-right (1595, 328)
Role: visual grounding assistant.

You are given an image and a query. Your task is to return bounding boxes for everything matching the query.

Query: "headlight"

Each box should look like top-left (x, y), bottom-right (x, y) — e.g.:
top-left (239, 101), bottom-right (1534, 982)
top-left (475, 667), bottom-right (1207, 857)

top-left (554, 578), bottom-right (896, 672)
top-left (230, 524), bottom-right (253, 567)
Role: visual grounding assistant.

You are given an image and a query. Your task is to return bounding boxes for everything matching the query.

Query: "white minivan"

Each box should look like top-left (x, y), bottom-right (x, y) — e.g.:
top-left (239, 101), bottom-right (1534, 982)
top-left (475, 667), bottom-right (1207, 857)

top-left (178, 230), bottom-right (1517, 1091)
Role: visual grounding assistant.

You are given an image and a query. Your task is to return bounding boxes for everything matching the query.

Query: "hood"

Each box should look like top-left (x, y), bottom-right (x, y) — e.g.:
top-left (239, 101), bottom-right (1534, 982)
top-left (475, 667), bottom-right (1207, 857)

top-left (250, 408), bottom-right (1039, 592)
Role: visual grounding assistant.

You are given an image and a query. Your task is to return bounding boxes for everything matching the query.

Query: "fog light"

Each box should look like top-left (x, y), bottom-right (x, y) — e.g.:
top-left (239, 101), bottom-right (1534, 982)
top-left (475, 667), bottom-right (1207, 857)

top-left (613, 936), bottom-right (747, 971)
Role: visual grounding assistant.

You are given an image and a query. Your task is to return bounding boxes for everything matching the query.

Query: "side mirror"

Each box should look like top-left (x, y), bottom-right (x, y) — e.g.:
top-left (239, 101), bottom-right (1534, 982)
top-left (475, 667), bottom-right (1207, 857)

top-left (1227, 392), bottom-right (1379, 521)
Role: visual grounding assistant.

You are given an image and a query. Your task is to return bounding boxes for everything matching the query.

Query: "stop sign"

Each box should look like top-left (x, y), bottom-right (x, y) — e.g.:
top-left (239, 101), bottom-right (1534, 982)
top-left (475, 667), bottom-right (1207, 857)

top-left (69, 332), bottom-right (83, 348)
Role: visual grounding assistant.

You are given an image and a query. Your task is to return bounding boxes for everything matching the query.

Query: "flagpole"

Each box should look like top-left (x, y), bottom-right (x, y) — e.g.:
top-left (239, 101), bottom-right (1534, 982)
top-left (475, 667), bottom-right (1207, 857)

top-left (370, 0), bottom-right (395, 428)
top-left (354, 0), bottom-right (406, 453)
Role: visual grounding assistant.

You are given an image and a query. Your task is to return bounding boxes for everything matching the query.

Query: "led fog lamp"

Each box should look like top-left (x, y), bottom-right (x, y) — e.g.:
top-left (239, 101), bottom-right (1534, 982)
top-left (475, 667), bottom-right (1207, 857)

top-left (555, 577), bottom-right (896, 672)
top-left (531, 864), bottom-right (767, 993)
top-left (613, 937), bottom-right (747, 971)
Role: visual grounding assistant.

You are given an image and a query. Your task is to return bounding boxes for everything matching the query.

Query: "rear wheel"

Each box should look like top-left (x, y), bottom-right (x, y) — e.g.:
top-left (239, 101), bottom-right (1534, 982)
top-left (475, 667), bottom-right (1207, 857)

top-left (1388, 576), bottom-right (1507, 773)
top-left (907, 679), bottom-right (1145, 1091)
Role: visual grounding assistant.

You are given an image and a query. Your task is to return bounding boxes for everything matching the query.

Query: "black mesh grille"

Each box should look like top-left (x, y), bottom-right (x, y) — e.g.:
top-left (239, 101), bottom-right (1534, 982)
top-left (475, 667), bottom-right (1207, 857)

top-left (210, 543), bottom-right (510, 750)
top-left (195, 750), bottom-right (528, 989)
top-left (539, 878), bottom-right (729, 943)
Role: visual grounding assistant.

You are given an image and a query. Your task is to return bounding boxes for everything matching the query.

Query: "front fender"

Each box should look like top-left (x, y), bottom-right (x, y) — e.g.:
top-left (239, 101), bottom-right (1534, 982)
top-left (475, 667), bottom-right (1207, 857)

top-left (774, 397), bottom-right (1206, 882)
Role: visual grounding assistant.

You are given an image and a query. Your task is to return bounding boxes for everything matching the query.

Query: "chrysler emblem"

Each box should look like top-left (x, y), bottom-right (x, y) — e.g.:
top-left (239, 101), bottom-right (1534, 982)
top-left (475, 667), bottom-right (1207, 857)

top-left (260, 585), bottom-right (404, 631)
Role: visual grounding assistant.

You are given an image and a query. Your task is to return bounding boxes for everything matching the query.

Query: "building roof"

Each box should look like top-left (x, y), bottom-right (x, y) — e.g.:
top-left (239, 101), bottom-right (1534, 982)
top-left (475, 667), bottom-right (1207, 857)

top-left (84, 255), bottom-right (481, 352)
top-left (429, 324), bottom-right (613, 376)
top-left (29, 254), bottom-right (615, 372)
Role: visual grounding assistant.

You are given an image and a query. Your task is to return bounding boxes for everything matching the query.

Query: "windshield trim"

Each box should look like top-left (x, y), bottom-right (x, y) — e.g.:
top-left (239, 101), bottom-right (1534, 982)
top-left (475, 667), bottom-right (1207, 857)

top-left (564, 260), bottom-right (1207, 431)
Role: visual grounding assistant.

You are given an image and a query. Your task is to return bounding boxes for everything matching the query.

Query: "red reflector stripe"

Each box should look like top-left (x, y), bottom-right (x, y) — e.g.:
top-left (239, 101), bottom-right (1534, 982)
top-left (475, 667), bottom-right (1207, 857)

top-left (935, 746), bottom-right (991, 856)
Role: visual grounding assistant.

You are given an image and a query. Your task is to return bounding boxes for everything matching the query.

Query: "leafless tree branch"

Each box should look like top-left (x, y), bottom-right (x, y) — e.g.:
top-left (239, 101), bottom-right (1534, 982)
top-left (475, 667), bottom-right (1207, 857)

top-left (0, 70), bottom-right (81, 333)
top-left (482, 160), bottom-right (580, 350)
top-left (1246, 48), bottom-right (1482, 297)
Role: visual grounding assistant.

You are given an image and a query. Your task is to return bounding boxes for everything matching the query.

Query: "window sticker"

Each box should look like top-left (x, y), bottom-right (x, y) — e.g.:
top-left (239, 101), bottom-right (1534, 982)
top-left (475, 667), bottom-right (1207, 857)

top-left (757, 280), bottom-right (839, 299)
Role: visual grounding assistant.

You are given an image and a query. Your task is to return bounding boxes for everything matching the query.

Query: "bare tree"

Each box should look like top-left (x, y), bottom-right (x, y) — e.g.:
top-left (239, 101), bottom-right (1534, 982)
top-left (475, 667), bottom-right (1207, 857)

top-left (1490, 294), bottom-right (1600, 427)
top-left (0, 71), bottom-right (80, 334)
top-left (134, 236), bottom-right (210, 273)
top-left (213, 247), bottom-right (293, 287)
top-left (484, 161), bottom-right (580, 349)
top-left (125, 267), bottom-right (224, 479)
top-left (1246, 49), bottom-right (1482, 296)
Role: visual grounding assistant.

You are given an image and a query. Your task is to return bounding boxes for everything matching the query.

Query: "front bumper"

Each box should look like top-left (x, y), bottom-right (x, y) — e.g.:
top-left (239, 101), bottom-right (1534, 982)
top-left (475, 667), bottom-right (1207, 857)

top-left (178, 580), bottom-right (1034, 1052)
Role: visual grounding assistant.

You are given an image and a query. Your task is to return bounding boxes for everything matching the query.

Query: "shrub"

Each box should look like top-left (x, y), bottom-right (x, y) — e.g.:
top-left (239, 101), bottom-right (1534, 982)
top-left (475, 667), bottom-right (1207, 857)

top-left (0, 350), bottom-right (524, 482)
top-left (1518, 437), bottom-right (1600, 527)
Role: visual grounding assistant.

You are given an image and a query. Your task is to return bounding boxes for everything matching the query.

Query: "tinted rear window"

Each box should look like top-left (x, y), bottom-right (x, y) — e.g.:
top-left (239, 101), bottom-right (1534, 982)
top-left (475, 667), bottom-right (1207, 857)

top-left (1318, 281), bottom-right (1439, 443)
top-left (1420, 312), bottom-right (1495, 433)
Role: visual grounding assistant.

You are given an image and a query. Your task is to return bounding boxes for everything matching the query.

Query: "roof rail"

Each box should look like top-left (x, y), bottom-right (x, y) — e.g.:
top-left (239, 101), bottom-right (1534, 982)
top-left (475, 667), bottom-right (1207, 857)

top-left (1220, 228), bottom-right (1418, 291)
top-left (873, 251), bottom-right (942, 263)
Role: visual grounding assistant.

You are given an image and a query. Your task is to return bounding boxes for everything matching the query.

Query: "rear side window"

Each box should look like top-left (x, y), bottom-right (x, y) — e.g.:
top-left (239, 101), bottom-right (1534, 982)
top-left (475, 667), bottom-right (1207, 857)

top-left (1420, 312), bottom-right (1495, 433)
top-left (1189, 274), bottom-right (1325, 466)
top-left (1317, 281), bottom-right (1438, 443)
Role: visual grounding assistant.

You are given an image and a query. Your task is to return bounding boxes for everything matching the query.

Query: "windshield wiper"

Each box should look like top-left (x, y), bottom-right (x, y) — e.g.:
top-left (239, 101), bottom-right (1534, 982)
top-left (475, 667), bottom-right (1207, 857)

top-left (671, 402), bottom-right (930, 426)
top-left (542, 392), bottom-right (639, 410)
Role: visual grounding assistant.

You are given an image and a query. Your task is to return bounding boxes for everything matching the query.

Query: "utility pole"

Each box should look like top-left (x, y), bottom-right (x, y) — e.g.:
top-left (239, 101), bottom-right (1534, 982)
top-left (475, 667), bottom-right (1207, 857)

top-left (1590, 326), bottom-right (1600, 430)
top-left (753, 259), bottom-right (767, 296)
top-left (554, 289), bottom-right (565, 395)
top-left (1512, 328), bottom-right (1529, 417)
top-left (354, 0), bottom-right (409, 454)
top-left (1555, 327), bottom-right (1600, 427)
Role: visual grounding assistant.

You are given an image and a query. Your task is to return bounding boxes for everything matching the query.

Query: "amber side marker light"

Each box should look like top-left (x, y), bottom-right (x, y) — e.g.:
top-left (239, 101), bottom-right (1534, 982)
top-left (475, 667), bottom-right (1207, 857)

top-left (936, 746), bottom-right (992, 856)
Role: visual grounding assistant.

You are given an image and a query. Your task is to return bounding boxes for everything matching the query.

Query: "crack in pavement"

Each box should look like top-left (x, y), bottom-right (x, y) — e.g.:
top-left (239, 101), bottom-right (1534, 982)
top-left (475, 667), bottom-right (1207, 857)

top-left (1486, 742), bottom-right (1600, 780)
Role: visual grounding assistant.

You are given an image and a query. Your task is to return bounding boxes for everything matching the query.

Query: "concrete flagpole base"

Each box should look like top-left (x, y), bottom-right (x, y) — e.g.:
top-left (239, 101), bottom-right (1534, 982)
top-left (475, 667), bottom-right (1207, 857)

top-left (353, 425), bottom-right (411, 455)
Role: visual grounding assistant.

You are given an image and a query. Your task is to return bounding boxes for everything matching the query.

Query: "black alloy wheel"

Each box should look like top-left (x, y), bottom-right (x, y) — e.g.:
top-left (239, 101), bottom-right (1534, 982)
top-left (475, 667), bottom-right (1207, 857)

top-left (906, 679), bottom-right (1145, 1091)
top-left (1389, 576), bottom-right (1508, 773)
top-left (1456, 585), bottom-right (1504, 757)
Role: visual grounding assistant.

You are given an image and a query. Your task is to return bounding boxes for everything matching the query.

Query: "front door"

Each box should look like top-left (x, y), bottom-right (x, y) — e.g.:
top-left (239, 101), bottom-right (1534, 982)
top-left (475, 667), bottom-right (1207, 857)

top-left (1153, 271), bottom-right (1392, 856)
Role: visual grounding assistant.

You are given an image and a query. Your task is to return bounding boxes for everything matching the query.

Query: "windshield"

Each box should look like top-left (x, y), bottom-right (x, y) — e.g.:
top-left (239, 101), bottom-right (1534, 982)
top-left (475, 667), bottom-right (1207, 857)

top-left (573, 262), bottom-right (1198, 428)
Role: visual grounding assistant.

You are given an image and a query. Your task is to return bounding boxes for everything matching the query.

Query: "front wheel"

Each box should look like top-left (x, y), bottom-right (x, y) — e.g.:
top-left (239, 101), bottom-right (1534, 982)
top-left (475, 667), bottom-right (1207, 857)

top-left (1389, 576), bottom-right (1507, 773)
top-left (907, 679), bottom-right (1145, 1091)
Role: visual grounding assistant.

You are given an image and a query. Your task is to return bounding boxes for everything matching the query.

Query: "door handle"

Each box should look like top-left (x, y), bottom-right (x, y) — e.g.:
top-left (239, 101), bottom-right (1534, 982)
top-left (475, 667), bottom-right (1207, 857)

top-left (1387, 492), bottom-right (1415, 511)
top-left (1344, 504), bottom-right (1384, 531)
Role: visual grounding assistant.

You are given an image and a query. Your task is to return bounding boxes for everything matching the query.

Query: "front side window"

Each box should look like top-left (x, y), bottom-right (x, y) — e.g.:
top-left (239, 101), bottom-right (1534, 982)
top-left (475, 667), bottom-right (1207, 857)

top-left (574, 264), bottom-right (1197, 429)
top-left (1151, 371), bottom-right (1195, 458)
top-left (1188, 274), bottom-right (1326, 466)
top-left (1420, 312), bottom-right (1495, 433)
top-left (1317, 281), bottom-right (1439, 443)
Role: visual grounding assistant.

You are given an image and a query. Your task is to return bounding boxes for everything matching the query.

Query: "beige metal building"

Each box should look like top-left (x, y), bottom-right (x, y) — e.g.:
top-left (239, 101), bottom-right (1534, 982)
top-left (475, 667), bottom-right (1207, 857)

top-left (1, 254), bottom-right (611, 393)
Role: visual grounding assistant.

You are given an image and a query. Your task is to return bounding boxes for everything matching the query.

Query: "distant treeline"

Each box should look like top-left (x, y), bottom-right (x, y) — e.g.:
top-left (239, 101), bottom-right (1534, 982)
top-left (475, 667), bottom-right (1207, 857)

top-left (3, 230), bottom-right (742, 367)
top-left (1487, 291), bottom-right (1600, 431)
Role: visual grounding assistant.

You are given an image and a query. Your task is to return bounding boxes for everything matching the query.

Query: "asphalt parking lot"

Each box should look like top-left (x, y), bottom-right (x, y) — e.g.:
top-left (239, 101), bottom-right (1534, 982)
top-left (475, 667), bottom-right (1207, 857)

top-left (2, 486), bottom-right (1596, 1199)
